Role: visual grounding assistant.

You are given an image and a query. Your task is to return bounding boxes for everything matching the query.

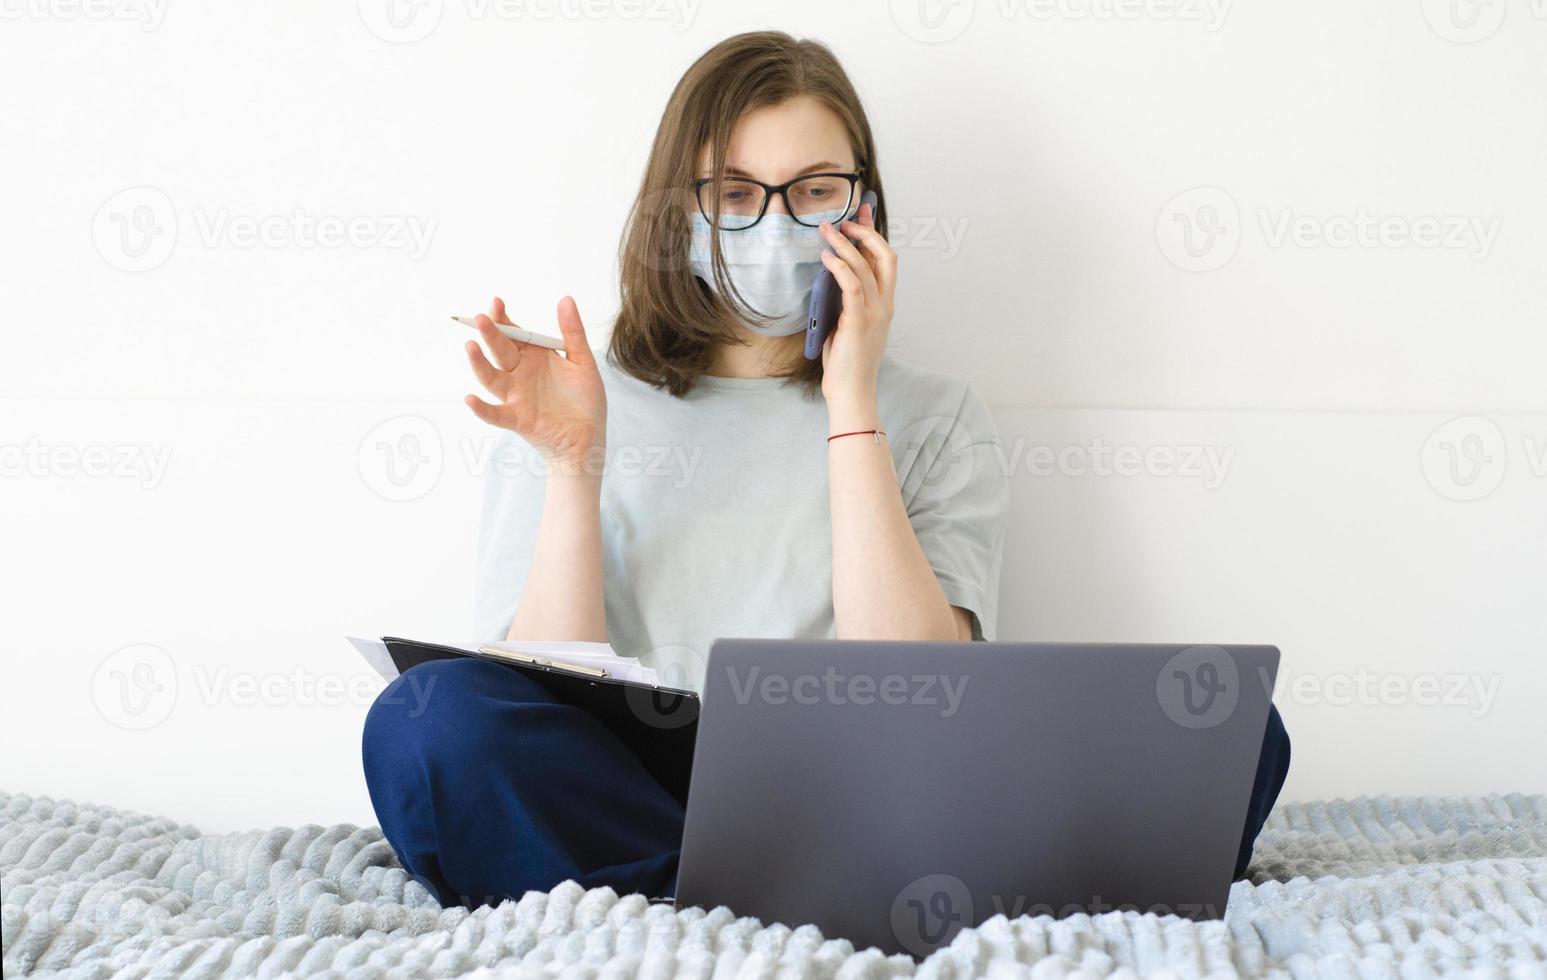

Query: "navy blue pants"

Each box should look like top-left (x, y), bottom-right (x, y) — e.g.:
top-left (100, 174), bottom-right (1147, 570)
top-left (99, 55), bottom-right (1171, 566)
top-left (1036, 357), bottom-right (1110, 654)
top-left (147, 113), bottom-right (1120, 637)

top-left (363, 658), bottom-right (1291, 908)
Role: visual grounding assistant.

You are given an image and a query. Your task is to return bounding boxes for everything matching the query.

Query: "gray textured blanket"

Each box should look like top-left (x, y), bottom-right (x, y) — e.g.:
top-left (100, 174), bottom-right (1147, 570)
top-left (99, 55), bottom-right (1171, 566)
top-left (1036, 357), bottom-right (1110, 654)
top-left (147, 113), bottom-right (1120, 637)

top-left (2, 791), bottom-right (1544, 978)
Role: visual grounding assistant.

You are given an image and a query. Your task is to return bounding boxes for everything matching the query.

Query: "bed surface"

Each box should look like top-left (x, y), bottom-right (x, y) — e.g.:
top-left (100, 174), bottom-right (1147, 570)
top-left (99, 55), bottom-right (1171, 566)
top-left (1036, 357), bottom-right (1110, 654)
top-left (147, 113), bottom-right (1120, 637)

top-left (2, 791), bottom-right (1543, 978)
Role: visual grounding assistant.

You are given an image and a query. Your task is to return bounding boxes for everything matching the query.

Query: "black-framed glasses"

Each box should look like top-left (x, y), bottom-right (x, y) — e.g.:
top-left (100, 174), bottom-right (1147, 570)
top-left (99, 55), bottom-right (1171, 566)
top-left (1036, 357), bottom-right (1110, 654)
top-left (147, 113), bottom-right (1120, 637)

top-left (692, 170), bottom-right (864, 231)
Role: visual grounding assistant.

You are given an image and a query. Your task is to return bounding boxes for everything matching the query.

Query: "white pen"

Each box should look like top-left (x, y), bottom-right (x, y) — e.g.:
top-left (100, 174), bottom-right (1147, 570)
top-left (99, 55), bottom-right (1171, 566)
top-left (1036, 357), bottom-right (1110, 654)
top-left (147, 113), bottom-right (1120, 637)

top-left (451, 315), bottom-right (566, 352)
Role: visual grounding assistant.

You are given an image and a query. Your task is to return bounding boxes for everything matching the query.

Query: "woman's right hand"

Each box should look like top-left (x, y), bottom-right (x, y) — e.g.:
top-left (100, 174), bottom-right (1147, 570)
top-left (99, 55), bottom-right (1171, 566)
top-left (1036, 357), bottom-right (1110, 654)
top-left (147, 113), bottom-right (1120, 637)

top-left (464, 295), bottom-right (607, 473)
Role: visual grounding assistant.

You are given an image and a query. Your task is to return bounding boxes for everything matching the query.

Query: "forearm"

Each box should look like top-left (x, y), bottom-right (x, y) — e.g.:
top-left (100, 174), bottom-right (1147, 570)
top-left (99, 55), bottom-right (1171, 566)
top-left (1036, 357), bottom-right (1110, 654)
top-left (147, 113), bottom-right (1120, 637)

top-left (506, 469), bottom-right (608, 642)
top-left (828, 397), bottom-right (958, 641)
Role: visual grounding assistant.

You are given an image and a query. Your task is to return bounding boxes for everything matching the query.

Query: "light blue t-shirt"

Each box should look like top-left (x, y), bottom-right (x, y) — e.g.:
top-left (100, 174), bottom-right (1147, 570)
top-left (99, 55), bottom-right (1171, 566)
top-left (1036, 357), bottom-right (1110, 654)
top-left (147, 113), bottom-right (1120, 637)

top-left (474, 353), bottom-right (1009, 693)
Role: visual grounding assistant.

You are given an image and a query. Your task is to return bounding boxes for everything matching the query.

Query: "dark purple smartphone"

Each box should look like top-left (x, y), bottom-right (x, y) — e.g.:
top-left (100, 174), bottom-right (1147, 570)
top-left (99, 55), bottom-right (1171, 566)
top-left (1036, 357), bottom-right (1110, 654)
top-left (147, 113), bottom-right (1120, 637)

top-left (804, 190), bottom-right (879, 360)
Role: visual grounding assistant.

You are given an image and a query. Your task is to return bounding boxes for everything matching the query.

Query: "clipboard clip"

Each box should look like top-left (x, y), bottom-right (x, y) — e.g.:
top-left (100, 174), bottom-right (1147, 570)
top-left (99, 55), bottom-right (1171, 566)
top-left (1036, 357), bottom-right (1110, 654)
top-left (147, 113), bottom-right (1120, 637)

top-left (478, 644), bottom-right (608, 678)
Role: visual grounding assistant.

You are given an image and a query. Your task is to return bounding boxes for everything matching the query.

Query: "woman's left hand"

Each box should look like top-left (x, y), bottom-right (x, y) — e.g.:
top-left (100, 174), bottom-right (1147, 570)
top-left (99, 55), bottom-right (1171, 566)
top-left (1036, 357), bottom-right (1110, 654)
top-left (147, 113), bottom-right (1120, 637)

top-left (817, 200), bottom-right (896, 416)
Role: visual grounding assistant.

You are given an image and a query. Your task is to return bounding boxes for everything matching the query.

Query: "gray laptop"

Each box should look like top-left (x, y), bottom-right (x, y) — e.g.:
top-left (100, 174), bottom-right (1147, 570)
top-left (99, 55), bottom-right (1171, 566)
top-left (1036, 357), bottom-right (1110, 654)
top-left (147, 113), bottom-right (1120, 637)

top-left (674, 639), bottom-right (1280, 957)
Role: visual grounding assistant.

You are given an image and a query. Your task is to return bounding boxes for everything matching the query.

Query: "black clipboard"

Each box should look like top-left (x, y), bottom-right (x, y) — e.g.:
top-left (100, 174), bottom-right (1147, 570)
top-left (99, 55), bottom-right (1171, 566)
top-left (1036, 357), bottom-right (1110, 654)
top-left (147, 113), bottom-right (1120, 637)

top-left (381, 637), bottom-right (699, 803)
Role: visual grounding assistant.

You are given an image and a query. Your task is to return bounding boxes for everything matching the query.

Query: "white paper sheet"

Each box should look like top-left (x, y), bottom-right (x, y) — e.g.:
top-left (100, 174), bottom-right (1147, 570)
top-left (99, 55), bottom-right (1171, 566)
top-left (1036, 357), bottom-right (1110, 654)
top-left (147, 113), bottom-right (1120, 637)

top-left (347, 636), bottom-right (399, 680)
top-left (345, 636), bottom-right (661, 686)
top-left (470, 640), bottom-right (660, 686)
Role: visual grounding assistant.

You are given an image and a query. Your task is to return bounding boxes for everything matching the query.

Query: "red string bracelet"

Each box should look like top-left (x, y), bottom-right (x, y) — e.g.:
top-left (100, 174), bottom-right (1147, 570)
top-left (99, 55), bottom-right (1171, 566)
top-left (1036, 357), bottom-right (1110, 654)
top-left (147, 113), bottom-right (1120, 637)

top-left (827, 429), bottom-right (887, 444)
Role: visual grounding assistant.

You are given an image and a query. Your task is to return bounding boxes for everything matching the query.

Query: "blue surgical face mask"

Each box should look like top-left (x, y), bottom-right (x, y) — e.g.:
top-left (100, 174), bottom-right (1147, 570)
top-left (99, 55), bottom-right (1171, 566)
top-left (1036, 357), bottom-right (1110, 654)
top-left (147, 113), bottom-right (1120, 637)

top-left (689, 208), bottom-right (851, 336)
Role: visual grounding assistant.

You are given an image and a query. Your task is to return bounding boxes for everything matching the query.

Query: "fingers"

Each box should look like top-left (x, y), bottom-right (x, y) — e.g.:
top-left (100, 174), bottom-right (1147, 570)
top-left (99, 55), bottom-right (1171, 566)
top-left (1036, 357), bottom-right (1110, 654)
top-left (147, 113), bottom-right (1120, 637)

top-left (820, 248), bottom-right (867, 313)
top-left (474, 314), bottom-right (528, 371)
top-left (840, 197), bottom-right (897, 296)
top-left (840, 218), bottom-right (898, 294)
top-left (555, 295), bottom-right (595, 368)
top-left (464, 393), bottom-right (508, 427)
top-left (819, 221), bottom-right (879, 301)
top-left (489, 296), bottom-right (515, 326)
top-left (465, 339), bottom-right (507, 394)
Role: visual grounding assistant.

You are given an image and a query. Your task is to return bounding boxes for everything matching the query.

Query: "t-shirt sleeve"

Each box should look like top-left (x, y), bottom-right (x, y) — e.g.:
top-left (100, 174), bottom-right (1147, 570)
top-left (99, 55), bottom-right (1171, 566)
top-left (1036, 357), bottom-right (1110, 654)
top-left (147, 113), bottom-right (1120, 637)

top-left (473, 430), bottom-right (548, 643)
top-left (893, 382), bottom-right (1011, 640)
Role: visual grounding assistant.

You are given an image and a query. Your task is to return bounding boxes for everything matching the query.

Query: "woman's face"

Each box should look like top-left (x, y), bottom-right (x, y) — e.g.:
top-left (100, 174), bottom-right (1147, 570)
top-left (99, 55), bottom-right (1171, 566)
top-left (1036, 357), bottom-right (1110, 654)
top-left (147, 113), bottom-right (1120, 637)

top-left (697, 95), bottom-right (860, 217)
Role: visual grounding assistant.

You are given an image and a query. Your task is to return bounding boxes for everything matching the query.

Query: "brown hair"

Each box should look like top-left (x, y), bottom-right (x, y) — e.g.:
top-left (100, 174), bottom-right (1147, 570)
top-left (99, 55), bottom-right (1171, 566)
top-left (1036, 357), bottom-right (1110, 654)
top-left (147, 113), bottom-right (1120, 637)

top-left (610, 31), bottom-right (886, 397)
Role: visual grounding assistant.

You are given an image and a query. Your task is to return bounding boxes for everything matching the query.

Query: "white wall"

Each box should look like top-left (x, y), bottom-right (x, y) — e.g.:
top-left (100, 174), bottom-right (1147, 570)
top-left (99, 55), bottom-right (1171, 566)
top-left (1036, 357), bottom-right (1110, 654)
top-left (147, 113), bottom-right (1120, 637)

top-left (2, 1), bottom-right (1543, 832)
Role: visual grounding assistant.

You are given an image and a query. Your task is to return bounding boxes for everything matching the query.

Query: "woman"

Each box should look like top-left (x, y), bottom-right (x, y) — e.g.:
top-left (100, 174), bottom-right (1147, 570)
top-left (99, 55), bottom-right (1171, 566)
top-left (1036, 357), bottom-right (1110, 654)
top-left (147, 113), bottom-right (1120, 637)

top-left (362, 31), bottom-right (1289, 910)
